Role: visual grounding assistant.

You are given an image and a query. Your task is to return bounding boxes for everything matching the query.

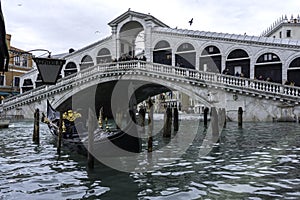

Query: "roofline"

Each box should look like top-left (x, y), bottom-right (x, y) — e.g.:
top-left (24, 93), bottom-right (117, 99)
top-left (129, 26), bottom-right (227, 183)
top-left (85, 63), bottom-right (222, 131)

top-left (108, 10), bottom-right (169, 28)
top-left (262, 22), bottom-right (300, 37)
top-left (153, 27), bottom-right (300, 49)
top-left (63, 35), bottom-right (112, 59)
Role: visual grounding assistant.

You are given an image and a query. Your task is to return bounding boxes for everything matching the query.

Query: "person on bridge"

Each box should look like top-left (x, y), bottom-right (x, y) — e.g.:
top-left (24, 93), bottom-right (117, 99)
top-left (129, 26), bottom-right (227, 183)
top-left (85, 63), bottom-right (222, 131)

top-left (222, 68), bottom-right (229, 75)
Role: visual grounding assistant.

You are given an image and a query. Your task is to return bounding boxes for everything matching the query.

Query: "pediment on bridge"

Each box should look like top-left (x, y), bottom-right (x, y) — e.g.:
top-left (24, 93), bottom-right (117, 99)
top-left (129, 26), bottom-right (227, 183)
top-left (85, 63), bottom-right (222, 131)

top-left (108, 9), bottom-right (169, 28)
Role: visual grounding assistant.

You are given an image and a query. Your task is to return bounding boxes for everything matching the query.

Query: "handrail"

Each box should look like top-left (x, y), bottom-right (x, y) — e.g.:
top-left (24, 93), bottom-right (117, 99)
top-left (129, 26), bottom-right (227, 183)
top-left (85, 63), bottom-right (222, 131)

top-left (3, 60), bottom-right (300, 109)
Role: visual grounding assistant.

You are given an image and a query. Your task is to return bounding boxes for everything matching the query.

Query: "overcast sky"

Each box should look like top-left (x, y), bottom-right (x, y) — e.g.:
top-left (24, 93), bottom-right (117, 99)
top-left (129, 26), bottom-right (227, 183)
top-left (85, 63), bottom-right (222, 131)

top-left (2, 0), bottom-right (300, 55)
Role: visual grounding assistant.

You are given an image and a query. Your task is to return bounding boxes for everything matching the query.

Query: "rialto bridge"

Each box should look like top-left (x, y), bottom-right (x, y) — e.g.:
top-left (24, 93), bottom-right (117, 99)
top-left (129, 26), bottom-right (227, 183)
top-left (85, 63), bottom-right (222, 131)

top-left (3, 10), bottom-right (300, 121)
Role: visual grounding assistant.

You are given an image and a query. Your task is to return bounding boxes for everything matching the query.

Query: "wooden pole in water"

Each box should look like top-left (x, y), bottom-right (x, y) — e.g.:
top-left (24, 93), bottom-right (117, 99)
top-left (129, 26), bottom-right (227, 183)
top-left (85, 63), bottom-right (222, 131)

top-left (88, 108), bottom-right (94, 169)
top-left (148, 104), bottom-right (153, 152)
top-left (238, 107), bottom-right (243, 128)
top-left (33, 108), bottom-right (40, 144)
top-left (57, 112), bottom-right (63, 154)
top-left (163, 107), bottom-right (172, 138)
top-left (211, 107), bottom-right (219, 142)
top-left (222, 108), bottom-right (226, 128)
top-left (139, 107), bottom-right (146, 133)
top-left (203, 107), bottom-right (209, 127)
top-left (173, 107), bottom-right (179, 132)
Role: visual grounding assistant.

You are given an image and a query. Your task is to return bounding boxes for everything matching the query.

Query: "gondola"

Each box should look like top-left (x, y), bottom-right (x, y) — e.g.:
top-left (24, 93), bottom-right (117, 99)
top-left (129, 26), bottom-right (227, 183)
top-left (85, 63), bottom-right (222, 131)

top-left (42, 101), bottom-right (141, 156)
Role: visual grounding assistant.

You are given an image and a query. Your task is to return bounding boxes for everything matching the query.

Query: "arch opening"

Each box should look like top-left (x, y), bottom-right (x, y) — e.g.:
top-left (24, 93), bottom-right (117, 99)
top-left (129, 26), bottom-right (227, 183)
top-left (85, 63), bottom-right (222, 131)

top-left (64, 62), bottom-right (78, 77)
top-left (119, 21), bottom-right (144, 59)
top-left (80, 55), bottom-right (94, 71)
top-left (199, 45), bottom-right (221, 73)
top-left (255, 53), bottom-right (282, 83)
top-left (287, 57), bottom-right (300, 86)
top-left (97, 48), bottom-right (112, 64)
top-left (175, 43), bottom-right (196, 69)
top-left (153, 40), bottom-right (172, 65)
top-left (226, 49), bottom-right (250, 77)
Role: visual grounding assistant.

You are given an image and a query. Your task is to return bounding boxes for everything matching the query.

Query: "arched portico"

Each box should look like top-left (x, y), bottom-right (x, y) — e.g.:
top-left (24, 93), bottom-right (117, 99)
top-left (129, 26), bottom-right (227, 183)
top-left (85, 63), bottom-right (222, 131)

top-left (288, 57), bottom-right (300, 86)
top-left (255, 52), bottom-right (282, 83)
top-left (80, 55), bottom-right (94, 71)
top-left (226, 49), bottom-right (250, 77)
top-left (199, 45), bottom-right (221, 73)
top-left (64, 62), bottom-right (78, 77)
top-left (175, 42), bottom-right (196, 69)
top-left (153, 40), bottom-right (172, 65)
top-left (119, 21), bottom-right (144, 58)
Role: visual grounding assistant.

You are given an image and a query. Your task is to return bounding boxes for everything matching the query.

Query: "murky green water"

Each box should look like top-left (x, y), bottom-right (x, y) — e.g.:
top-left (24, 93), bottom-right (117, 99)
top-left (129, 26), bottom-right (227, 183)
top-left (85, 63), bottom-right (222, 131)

top-left (1, 119), bottom-right (300, 199)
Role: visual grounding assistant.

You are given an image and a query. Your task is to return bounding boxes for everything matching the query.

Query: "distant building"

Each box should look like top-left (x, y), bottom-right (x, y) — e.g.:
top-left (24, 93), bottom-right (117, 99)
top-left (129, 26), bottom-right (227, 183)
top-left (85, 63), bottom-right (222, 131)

top-left (1, 34), bottom-right (33, 98)
top-left (261, 14), bottom-right (300, 40)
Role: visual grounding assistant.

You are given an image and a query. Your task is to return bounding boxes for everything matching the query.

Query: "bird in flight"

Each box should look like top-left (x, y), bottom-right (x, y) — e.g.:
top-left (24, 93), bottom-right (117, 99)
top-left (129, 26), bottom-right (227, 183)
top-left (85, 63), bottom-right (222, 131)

top-left (188, 18), bottom-right (193, 26)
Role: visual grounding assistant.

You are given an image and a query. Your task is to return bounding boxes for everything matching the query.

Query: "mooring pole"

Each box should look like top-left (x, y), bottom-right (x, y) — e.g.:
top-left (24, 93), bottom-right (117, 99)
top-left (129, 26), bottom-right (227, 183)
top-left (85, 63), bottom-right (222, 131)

top-left (57, 112), bottom-right (63, 154)
top-left (148, 103), bottom-right (153, 152)
top-left (33, 108), bottom-right (40, 144)
top-left (173, 107), bottom-right (179, 132)
top-left (203, 107), bottom-right (209, 127)
top-left (163, 107), bottom-right (172, 138)
top-left (238, 107), bottom-right (243, 128)
top-left (88, 108), bottom-right (94, 169)
top-left (211, 107), bottom-right (219, 142)
top-left (138, 107), bottom-right (146, 132)
top-left (221, 108), bottom-right (226, 128)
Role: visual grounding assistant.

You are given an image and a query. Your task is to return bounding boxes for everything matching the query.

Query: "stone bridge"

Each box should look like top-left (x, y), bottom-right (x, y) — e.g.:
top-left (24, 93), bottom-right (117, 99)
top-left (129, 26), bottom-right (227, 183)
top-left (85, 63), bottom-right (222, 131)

top-left (3, 61), bottom-right (300, 122)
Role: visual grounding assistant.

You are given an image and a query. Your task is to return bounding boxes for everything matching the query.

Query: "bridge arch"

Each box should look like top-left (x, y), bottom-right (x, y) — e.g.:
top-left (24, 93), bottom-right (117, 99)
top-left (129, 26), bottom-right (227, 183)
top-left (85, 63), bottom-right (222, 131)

top-left (96, 48), bottom-right (112, 64)
top-left (80, 55), bottom-right (94, 71)
top-left (153, 40), bottom-right (172, 65)
top-left (119, 21), bottom-right (144, 57)
top-left (225, 48), bottom-right (250, 77)
top-left (175, 42), bottom-right (196, 69)
top-left (64, 62), bottom-right (78, 77)
top-left (254, 52), bottom-right (282, 83)
top-left (199, 45), bottom-right (222, 73)
top-left (52, 74), bottom-right (212, 111)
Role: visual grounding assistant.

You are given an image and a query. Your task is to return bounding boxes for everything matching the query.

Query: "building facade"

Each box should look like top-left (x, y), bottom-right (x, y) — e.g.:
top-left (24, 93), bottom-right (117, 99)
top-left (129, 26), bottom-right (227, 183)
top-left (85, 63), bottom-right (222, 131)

top-left (1, 34), bottom-right (33, 98)
top-left (261, 15), bottom-right (300, 40)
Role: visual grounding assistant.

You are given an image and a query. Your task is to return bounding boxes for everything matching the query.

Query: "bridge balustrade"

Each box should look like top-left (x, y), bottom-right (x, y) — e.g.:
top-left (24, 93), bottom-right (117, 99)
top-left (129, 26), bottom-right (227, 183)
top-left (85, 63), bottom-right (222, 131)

top-left (2, 61), bottom-right (300, 110)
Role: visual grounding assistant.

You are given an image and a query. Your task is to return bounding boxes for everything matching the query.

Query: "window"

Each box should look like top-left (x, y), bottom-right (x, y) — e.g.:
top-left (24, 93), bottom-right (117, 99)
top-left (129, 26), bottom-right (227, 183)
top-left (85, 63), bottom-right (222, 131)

top-left (268, 54), bottom-right (272, 60)
top-left (14, 56), bottom-right (20, 66)
top-left (182, 43), bottom-right (189, 49)
top-left (279, 31), bottom-right (282, 38)
top-left (14, 77), bottom-right (20, 87)
top-left (0, 75), bottom-right (5, 86)
top-left (21, 56), bottom-right (28, 67)
top-left (287, 30), bottom-right (291, 37)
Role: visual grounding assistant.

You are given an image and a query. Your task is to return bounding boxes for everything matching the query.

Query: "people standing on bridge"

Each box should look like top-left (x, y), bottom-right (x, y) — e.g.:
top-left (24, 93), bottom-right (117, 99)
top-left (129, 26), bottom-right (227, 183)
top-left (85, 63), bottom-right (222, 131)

top-left (266, 77), bottom-right (272, 82)
top-left (222, 68), bottom-right (229, 75)
top-left (258, 75), bottom-right (264, 80)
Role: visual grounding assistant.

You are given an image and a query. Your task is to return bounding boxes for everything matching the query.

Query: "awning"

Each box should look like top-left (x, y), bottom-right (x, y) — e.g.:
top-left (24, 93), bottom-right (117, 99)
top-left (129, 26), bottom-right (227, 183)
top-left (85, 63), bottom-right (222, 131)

top-left (0, 91), bottom-right (19, 96)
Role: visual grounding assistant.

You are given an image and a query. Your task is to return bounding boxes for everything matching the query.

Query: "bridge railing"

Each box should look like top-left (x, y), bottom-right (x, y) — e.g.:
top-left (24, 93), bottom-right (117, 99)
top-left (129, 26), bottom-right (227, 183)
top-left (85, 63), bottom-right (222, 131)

top-left (3, 60), bottom-right (300, 109)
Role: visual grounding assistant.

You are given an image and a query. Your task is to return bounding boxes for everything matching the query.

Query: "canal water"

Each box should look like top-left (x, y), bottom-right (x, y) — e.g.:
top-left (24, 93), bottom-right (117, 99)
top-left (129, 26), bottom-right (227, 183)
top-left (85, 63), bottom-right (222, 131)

top-left (1, 117), bottom-right (300, 199)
